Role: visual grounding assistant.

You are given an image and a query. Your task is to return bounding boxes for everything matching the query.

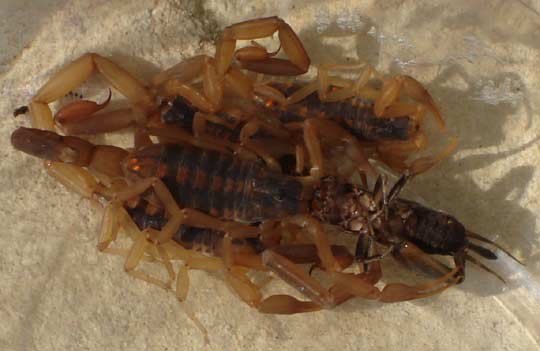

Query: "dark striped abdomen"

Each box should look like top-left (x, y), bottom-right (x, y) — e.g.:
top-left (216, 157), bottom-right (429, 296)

top-left (267, 83), bottom-right (412, 142)
top-left (398, 200), bottom-right (467, 256)
top-left (126, 202), bottom-right (264, 256)
top-left (157, 145), bottom-right (304, 223)
top-left (162, 97), bottom-right (242, 143)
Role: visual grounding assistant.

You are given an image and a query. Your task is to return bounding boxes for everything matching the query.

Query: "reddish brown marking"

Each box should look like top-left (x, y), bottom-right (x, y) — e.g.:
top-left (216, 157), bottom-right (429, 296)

top-left (224, 178), bottom-right (235, 193)
top-left (194, 169), bottom-right (207, 189)
top-left (157, 164), bottom-right (168, 178)
top-left (210, 208), bottom-right (219, 217)
top-left (176, 166), bottom-right (190, 185)
top-left (235, 180), bottom-right (244, 194)
top-left (211, 176), bottom-right (223, 192)
top-left (128, 158), bottom-right (141, 172)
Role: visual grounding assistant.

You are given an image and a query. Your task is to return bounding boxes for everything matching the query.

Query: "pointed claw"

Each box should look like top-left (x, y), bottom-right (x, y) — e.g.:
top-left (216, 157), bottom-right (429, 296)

top-left (93, 54), bottom-right (155, 111)
top-left (402, 75), bottom-right (445, 131)
top-left (408, 136), bottom-right (458, 175)
top-left (54, 89), bottom-right (112, 124)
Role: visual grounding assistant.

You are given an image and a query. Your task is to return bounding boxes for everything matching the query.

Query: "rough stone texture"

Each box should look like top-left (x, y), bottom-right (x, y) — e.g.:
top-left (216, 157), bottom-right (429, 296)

top-left (1, 1), bottom-right (539, 350)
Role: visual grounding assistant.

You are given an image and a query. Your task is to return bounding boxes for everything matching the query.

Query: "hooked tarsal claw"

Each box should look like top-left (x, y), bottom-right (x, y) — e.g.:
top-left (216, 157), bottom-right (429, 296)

top-left (54, 89), bottom-right (112, 124)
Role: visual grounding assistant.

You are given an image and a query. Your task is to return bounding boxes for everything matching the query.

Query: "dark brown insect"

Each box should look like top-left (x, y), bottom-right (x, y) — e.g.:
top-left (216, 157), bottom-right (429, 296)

top-left (311, 175), bottom-right (523, 285)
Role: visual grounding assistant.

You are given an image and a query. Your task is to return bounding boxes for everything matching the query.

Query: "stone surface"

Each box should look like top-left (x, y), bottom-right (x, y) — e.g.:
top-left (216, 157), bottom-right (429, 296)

top-left (1, 1), bottom-right (539, 350)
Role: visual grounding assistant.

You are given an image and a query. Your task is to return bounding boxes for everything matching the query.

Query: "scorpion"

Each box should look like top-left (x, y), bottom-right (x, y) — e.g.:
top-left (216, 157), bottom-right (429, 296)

top-left (8, 15), bottom-right (521, 341)
top-left (12, 127), bottom-right (520, 310)
top-left (41, 16), bottom-right (455, 182)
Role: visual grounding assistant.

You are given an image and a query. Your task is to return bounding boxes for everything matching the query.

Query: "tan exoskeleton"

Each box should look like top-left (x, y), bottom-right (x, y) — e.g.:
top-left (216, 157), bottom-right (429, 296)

top-left (12, 127), bottom-right (473, 318)
top-left (11, 16), bottom-right (469, 343)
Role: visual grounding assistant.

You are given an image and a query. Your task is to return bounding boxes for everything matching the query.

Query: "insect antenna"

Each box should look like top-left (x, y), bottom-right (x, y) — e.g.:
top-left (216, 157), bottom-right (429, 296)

top-left (464, 254), bottom-right (506, 284)
top-left (467, 242), bottom-right (497, 260)
top-left (466, 230), bottom-right (524, 265)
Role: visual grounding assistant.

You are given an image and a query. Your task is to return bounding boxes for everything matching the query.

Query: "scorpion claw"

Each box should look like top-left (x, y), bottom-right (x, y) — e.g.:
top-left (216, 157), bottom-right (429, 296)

top-left (216, 16), bottom-right (310, 76)
top-left (402, 75), bottom-right (446, 131)
top-left (54, 89), bottom-right (112, 124)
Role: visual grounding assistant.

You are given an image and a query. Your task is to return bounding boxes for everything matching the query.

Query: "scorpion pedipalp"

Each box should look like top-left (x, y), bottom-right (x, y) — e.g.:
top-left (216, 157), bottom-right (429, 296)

top-left (216, 16), bottom-right (310, 76)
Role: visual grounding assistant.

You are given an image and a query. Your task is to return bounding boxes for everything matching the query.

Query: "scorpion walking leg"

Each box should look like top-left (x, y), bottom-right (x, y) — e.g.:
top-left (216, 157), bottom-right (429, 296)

top-left (374, 75), bottom-right (445, 130)
top-left (259, 250), bottom-right (382, 313)
top-left (279, 215), bottom-right (341, 272)
top-left (157, 57), bottom-right (229, 113)
top-left (303, 118), bottom-right (375, 181)
top-left (379, 243), bottom-right (462, 302)
top-left (407, 136), bottom-right (459, 175)
top-left (237, 118), bottom-right (293, 171)
top-left (316, 64), bottom-right (379, 102)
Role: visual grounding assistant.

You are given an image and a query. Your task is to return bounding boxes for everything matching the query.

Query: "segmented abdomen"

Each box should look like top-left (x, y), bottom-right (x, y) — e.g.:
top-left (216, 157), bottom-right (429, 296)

top-left (157, 144), bottom-right (304, 223)
top-left (268, 84), bottom-right (412, 142)
top-left (397, 200), bottom-right (467, 255)
top-left (162, 97), bottom-right (242, 143)
top-left (127, 203), bottom-right (264, 256)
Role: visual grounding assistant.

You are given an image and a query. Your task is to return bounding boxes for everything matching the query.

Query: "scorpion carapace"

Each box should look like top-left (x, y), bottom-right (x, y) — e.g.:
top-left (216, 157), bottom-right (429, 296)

top-left (311, 175), bottom-right (522, 283)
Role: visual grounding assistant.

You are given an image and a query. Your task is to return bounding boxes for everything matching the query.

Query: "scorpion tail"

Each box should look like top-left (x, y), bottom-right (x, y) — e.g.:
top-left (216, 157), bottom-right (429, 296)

top-left (466, 230), bottom-right (524, 265)
top-left (464, 254), bottom-right (506, 284)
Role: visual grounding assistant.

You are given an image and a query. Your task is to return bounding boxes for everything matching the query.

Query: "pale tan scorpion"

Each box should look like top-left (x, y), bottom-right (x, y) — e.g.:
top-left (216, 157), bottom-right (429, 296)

top-left (10, 17), bottom-right (517, 342)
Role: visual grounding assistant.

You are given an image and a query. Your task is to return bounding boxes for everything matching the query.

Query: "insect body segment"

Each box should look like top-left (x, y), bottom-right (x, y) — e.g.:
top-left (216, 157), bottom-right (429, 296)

top-left (311, 175), bottom-right (521, 284)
